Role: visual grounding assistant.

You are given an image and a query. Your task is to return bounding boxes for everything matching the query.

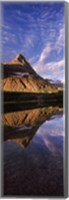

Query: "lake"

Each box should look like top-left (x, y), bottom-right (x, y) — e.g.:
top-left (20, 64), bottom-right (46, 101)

top-left (3, 105), bottom-right (64, 197)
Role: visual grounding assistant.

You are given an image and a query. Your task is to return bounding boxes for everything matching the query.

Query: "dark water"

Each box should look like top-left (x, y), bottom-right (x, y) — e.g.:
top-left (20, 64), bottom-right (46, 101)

top-left (3, 105), bottom-right (64, 197)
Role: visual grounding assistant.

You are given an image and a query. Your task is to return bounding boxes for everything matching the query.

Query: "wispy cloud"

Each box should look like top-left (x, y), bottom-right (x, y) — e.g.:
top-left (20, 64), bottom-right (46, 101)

top-left (34, 57), bottom-right (64, 74)
top-left (23, 34), bottom-right (35, 49)
top-left (33, 43), bottom-right (52, 67)
top-left (55, 25), bottom-right (65, 52)
top-left (39, 43), bottom-right (51, 63)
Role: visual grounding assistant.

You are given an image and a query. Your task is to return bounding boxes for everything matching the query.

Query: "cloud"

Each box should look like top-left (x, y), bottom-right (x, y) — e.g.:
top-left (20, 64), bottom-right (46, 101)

top-left (39, 43), bottom-right (51, 63)
top-left (46, 59), bottom-right (65, 71)
top-left (34, 58), bottom-right (64, 74)
top-left (33, 44), bottom-right (65, 81)
top-left (55, 25), bottom-right (65, 52)
top-left (33, 43), bottom-right (52, 68)
top-left (32, 21), bottom-right (65, 81)
top-left (15, 10), bottom-right (22, 16)
top-left (23, 34), bottom-right (35, 48)
top-left (2, 24), bottom-right (11, 31)
top-left (29, 55), bottom-right (39, 64)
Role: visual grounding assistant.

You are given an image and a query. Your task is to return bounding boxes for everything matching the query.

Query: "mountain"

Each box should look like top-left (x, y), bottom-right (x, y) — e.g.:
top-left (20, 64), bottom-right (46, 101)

top-left (1, 54), bottom-right (63, 93)
top-left (45, 79), bottom-right (64, 88)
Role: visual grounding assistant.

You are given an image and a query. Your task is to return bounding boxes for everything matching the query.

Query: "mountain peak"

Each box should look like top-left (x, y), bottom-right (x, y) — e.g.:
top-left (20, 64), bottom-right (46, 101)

top-left (14, 53), bottom-right (26, 64)
top-left (3, 53), bottom-right (40, 78)
top-left (15, 53), bottom-right (24, 59)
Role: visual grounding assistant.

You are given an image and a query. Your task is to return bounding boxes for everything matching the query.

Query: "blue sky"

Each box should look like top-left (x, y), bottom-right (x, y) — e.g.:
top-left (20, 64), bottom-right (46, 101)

top-left (2, 2), bottom-right (65, 82)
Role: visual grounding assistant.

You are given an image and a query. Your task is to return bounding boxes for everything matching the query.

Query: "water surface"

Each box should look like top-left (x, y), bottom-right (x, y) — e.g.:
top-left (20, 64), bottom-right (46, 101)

top-left (3, 106), bottom-right (64, 197)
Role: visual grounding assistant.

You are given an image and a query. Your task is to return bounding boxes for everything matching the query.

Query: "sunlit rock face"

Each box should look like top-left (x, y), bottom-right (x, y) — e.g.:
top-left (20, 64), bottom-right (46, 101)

top-left (1, 54), bottom-right (62, 93)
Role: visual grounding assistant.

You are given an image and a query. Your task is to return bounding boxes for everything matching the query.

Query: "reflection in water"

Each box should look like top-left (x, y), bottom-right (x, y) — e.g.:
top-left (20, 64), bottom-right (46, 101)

top-left (3, 106), bottom-right (64, 196)
top-left (2, 106), bottom-right (63, 148)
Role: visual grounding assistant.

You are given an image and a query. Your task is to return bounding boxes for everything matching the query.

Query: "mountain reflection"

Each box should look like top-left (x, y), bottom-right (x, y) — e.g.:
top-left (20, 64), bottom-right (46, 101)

top-left (2, 106), bottom-right (63, 148)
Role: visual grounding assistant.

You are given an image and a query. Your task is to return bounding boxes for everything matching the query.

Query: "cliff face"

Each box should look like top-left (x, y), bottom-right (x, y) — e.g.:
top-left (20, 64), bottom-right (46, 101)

top-left (1, 54), bottom-right (60, 93)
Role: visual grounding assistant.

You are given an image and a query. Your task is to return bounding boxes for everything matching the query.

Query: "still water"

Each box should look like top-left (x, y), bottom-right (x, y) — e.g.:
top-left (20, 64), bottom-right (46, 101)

top-left (3, 106), bottom-right (64, 197)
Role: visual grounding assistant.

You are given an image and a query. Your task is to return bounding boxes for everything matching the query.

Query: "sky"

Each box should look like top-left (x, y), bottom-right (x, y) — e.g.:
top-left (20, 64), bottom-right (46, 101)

top-left (2, 2), bottom-right (65, 82)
